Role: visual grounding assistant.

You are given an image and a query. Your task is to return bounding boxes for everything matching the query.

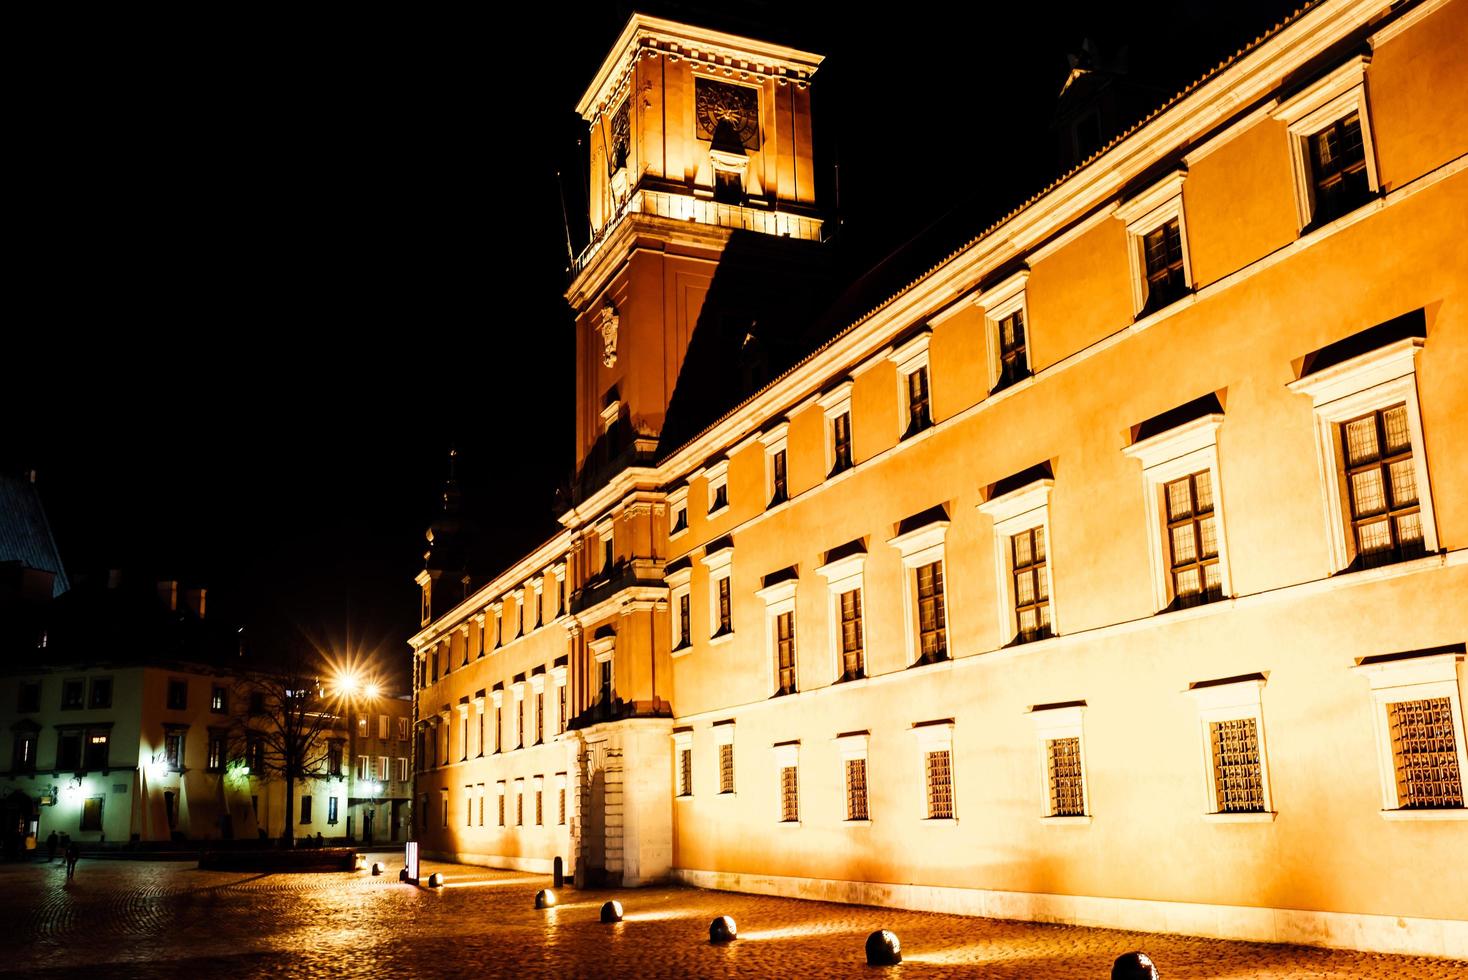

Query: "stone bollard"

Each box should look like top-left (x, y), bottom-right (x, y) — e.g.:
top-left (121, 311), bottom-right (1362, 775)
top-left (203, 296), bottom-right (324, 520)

top-left (535, 889), bottom-right (557, 909)
top-left (371, 862), bottom-right (385, 876)
top-left (399, 868), bottom-right (409, 882)
top-left (1112, 951), bottom-right (1160, 979)
top-left (708, 915), bottom-right (738, 944)
top-left (865, 929), bottom-right (902, 965)
top-left (427, 872), bottom-right (444, 888)
top-left (600, 900), bottom-right (624, 923)
top-left (553, 855), bottom-right (564, 889)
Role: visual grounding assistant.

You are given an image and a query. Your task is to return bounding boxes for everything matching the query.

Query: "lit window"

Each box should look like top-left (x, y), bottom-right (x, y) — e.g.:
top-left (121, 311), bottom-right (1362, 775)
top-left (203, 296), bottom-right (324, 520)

top-left (979, 470), bottom-right (1056, 646)
top-left (535, 776), bottom-right (544, 825)
top-left (397, 758), bottom-right (409, 783)
top-left (889, 508), bottom-right (950, 666)
top-left (1288, 326), bottom-right (1437, 574)
top-left (552, 664), bottom-right (568, 735)
top-left (775, 740), bottom-right (801, 824)
top-left (515, 683), bottom-right (526, 749)
top-left (975, 270), bottom-right (1032, 395)
top-left (837, 731), bottom-right (869, 821)
top-left (557, 773), bottom-right (567, 824)
top-left (210, 686), bottom-right (227, 713)
top-left (533, 678), bottom-right (545, 744)
top-left (84, 731), bottom-right (110, 770)
top-left (719, 740), bottom-right (735, 794)
top-left (1030, 703), bottom-right (1091, 821)
top-left (466, 786), bottom-right (473, 827)
top-left (818, 544), bottom-right (866, 683)
top-left (757, 572), bottom-right (798, 696)
top-left (164, 730), bottom-right (187, 771)
top-left (497, 781), bottom-right (506, 826)
top-left (492, 690), bottom-right (504, 753)
top-left (1353, 648), bottom-right (1466, 816)
top-left (668, 561), bottom-right (693, 655)
top-left (890, 330), bottom-right (933, 440)
top-left (819, 382), bottom-right (855, 477)
top-left (207, 732), bottom-right (226, 772)
top-left (702, 544), bottom-right (735, 641)
top-left (913, 721), bottom-right (955, 820)
top-left (675, 730), bottom-right (694, 797)
top-left (1272, 56), bottom-right (1378, 230)
top-left (477, 783), bottom-right (485, 826)
top-left (1122, 397), bottom-right (1233, 613)
top-left (440, 788), bottom-right (448, 828)
top-left (1116, 170), bottom-right (1191, 318)
top-left (516, 779), bottom-right (525, 825)
top-left (762, 423), bottom-right (791, 508)
top-left (706, 460), bottom-right (730, 515)
top-left (591, 635), bottom-right (615, 705)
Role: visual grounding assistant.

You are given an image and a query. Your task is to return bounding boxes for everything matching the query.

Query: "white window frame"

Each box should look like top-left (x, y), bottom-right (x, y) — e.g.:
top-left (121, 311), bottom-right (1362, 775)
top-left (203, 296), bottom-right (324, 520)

top-left (706, 459), bottom-right (730, 516)
top-left (912, 721), bottom-right (957, 822)
top-left (1187, 676), bottom-right (1276, 822)
top-left (1029, 703), bottom-right (1092, 824)
top-left (532, 775), bottom-right (545, 825)
top-left (888, 517), bottom-right (951, 666)
top-left (476, 782), bottom-right (486, 827)
top-left (977, 477), bottom-right (1057, 646)
top-left (761, 423), bottom-right (791, 508)
top-left (489, 688), bottom-right (504, 752)
top-left (774, 740), bottom-right (801, 825)
top-left (668, 485), bottom-right (690, 540)
top-left (1352, 651), bottom-right (1467, 820)
top-left (473, 612), bottom-right (486, 659)
top-left (551, 664), bottom-right (568, 735)
top-left (530, 579), bottom-right (544, 630)
top-left (974, 270), bottom-right (1031, 394)
top-left (496, 780), bottom-right (506, 826)
top-left (456, 702), bottom-right (470, 761)
top-left (473, 696), bottom-right (486, 757)
top-left (1271, 55), bottom-right (1379, 231)
top-left (667, 562), bottom-right (694, 657)
top-left (1287, 336), bottom-right (1437, 575)
top-left (755, 576), bottom-right (799, 696)
top-left (590, 635), bottom-right (616, 702)
top-left (529, 673), bottom-right (546, 744)
top-left (889, 330), bottom-right (933, 439)
top-left (397, 757), bottom-right (409, 782)
top-left (511, 681), bottom-right (526, 749)
top-left (702, 543), bottom-right (735, 644)
top-left (816, 550), bottom-right (867, 683)
top-left (514, 777), bottom-right (525, 826)
top-left (595, 519), bottom-right (615, 575)
top-left (1121, 412), bottom-right (1234, 612)
top-left (819, 381), bottom-right (855, 477)
top-left (490, 601), bottom-right (503, 650)
top-left (836, 730), bottom-right (871, 824)
top-left (1114, 169), bottom-right (1192, 318)
top-left (674, 729), bottom-right (694, 799)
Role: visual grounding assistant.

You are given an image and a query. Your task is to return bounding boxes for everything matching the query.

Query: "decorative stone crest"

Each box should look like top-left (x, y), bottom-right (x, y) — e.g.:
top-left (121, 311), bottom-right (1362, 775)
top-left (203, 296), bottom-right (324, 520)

top-left (599, 302), bottom-right (619, 367)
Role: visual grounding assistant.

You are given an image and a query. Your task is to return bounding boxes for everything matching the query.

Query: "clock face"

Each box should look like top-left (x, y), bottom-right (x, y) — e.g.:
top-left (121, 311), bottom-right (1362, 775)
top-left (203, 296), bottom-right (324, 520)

top-left (695, 78), bottom-right (760, 150)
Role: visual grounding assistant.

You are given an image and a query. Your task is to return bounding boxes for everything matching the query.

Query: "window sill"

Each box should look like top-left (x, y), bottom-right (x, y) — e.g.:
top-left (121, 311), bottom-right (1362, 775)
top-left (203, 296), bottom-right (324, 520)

top-left (676, 794), bottom-right (693, 802)
top-left (708, 504), bottom-right (729, 518)
top-left (843, 818), bottom-right (872, 826)
top-left (924, 816), bottom-right (958, 824)
top-left (776, 819), bottom-right (802, 828)
top-left (672, 643), bottom-right (695, 660)
top-left (670, 525), bottom-right (689, 540)
top-left (1203, 811), bottom-right (1276, 823)
top-left (1040, 815), bottom-right (1093, 825)
top-left (1380, 808), bottom-right (1468, 822)
top-left (708, 631), bottom-right (735, 648)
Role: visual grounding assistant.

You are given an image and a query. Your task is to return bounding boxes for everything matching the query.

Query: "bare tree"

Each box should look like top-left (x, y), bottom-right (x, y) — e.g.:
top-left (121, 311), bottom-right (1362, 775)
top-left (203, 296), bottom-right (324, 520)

top-left (231, 651), bottom-right (344, 847)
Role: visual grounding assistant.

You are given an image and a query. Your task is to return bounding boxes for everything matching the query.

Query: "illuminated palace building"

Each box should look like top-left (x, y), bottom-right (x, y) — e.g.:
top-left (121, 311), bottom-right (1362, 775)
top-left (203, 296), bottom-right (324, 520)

top-left (410, 1), bottom-right (1466, 957)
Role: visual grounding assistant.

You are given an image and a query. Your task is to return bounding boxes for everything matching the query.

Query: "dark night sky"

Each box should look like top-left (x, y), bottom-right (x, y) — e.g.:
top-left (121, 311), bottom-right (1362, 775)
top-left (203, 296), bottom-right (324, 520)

top-left (8, 2), bottom-right (1299, 691)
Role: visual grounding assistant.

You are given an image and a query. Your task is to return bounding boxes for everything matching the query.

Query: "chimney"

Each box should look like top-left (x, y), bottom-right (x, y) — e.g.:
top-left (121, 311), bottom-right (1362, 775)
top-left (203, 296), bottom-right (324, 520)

top-left (183, 587), bottom-right (207, 620)
top-left (157, 579), bottom-right (178, 612)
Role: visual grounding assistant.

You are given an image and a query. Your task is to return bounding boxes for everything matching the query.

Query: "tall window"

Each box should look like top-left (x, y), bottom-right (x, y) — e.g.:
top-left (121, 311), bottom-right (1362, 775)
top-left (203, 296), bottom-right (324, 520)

top-left (1342, 405), bottom-right (1424, 569)
top-left (477, 709), bottom-right (484, 757)
top-left (831, 412), bottom-right (853, 474)
top-left (599, 658), bottom-right (613, 703)
top-left (838, 589), bottom-right (864, 680)
top-left (780, 765), bottom-right (799, 822)
top-left (904, 366), bottom-right (932, 437)
top-left (775, 611), bottom-right (797, 696)
top-left (166, 680), bottom-right (188, 710)
top-left (535, 690), bottom-right (545, 744)
top-left (207, 733), bottom-right (226, 772)
top-left (1164, 470), bottom-right (1222, 607)
top-left (300, 795), bottom-right (313, 824)
top-left (770, 449), bottom-right (788, 506)
top-left (165, 731), bottom-right (186, 770)
top-left (915, 561), bottom-right (947, 663)
top-left (89, 678), bottom-right (112, 709)
top-left (495, 704), bottom-right (503, 752)
top-left (516, 784), bottom-right (524, 825)
top-left (719, 743), bottom-right (735, 794)
top-left (997, 310), bottom-right (1028, 390)
top-left (81, 797), bottom-right (104, 832)
top-left (1141, 218), bottom-right (1186, 311)
top-left (535, 783), bottom-right (544, 825)
top-left (1011, 527), bottom-right (1051, 643)
top-left (1209, 718), bottom-right (1267, 813)
top-left (715, 577), bottom-right (732, 637)
top-left (12, 732), bottom-right (37, 773)
top-left (62, 679), bottom-right (84, 710)
top-left (498, 783), bottom-right (506, 826)
top-left (558, 684), bottom-right (567, 734)
top-left (678, 593), bottom-right (692, 648)
top-left (517, 695), bottom-right (525, 749)
top-left (1387, 698), bottom-right (1462, 809)
top-left (845, 757), bottom-right (869, 821)
top-left (925, 749), bottom-right (954, 819)
top-left (1307, 111), bottom-right (1369, 224)
top-left (84, 732), bottom-right (110, 770)
top-left (210, 686), bottom-right (227, 713)
top-left (329, 796), bottom-right (340, 825)
top-left (679, 747), bottom-right (693, 797)
top-left (1046, 738), bottom-right (1086, 817)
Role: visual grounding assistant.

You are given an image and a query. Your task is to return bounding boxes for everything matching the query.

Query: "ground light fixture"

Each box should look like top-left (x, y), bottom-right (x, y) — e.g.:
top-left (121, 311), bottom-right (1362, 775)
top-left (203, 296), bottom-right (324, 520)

top-left (535, 889), bottom-right (557, 909)
top-left (427, 872), bottom-right (444, 888)
top-left (371, 862), bottom-right (385, 875)
top-left (865, 929), bottom-right (902, 965)
top-left (1112, 951), bottom-right (1160, 979)
top-left (600, 900), bottom-right (624, 923)
top-left (708, 916), bottom-right (737, 944)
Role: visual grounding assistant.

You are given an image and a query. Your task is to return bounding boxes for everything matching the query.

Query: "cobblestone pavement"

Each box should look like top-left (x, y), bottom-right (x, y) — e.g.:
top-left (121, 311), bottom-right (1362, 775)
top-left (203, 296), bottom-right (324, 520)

top-left (2, 854), bottom-right (1464, 979)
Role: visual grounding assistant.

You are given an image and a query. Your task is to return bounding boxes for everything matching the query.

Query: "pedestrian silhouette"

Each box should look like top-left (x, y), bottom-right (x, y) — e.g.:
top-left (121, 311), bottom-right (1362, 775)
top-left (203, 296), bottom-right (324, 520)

top-left (46, 831), bottom-right (59, 863)
top-left (64, 842), bottom-right (80, 880)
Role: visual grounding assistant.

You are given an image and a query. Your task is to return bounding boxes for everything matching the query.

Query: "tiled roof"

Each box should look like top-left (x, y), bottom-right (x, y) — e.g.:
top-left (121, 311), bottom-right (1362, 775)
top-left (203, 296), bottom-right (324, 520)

top-left (0, 472), bottom-right (70, 597)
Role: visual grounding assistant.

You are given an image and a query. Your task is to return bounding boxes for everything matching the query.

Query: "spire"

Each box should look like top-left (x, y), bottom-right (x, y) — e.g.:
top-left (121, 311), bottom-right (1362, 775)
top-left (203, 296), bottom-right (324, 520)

top-left (441, 446), bottom-right (462, 515)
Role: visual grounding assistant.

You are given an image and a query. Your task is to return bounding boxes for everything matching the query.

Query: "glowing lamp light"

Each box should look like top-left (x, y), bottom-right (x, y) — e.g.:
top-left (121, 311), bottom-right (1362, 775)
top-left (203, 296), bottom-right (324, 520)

top-left (535, 889), bottom-right (557, 909)
top-left (364, 683), bottom-right (381, 699)
top-left (600, 900), bottom-right (624, 923)
top-left (709, 916), bottom-right (737, 944)
top-left (865, 930), bottom-right (902, 966)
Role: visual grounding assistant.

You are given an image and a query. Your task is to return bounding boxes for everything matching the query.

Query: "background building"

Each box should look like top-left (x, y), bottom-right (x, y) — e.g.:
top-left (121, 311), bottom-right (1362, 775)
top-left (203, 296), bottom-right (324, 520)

top-left (411, 0), bottom-right (1466, 957)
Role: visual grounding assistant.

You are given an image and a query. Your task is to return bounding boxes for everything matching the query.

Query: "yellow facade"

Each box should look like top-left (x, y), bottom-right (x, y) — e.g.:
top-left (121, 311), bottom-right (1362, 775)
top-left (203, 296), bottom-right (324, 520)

top-left (410, 2), bottom-right (1467, 956)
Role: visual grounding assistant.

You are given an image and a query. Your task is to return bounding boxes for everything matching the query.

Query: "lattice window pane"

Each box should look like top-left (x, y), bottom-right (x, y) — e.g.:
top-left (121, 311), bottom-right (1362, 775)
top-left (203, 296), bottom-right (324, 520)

top-left (1013, 531), bottom-right (1033, 567)
top-left (1388, 459), bottom-right (1417, 507)
top-left (1166, 479), bottom-right (1193, 520)
top-left (780, 765), bottom-right (800, 822)
top-left (1015, 569), bottom-right (1036, 606)
top-left (925, 749), bottom-right (954, 819)
top-left (1199, 515), bottom-right (1218, 558)
top-left (1351, 469), bottom-right (1386, 515)
top-left (1171, 524), bottom-right (1197, 564)
top-left (679, 747), bottom-right (693, 796)
top-left (846, 758), bottom-right (869, 821)
top-left (1047, 737), bottom-right (1086, 816)
top-left (1388, 698), bottom-right (1463, 808)
top-left (1345, 415), bottom-right (1379, 465)
top-left (719, 743), bottom-right (735, 794)
top-left (1356, 517), bottom-right (1393, 555)
top-left (1193, 470), bottom-right (1214, 512)
top-left (1033, 526), bottom-right (1046, 560)
top-left (1209, 717), bottom-right (1266, 813)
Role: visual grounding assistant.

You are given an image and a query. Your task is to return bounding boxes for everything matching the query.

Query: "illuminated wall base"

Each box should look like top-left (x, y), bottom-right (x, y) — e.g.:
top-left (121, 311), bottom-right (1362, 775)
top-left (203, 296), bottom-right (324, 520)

top-left (672, 868), bottom-right (1468, 959)
top-left (424, 850), bottom-right (559, 875)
